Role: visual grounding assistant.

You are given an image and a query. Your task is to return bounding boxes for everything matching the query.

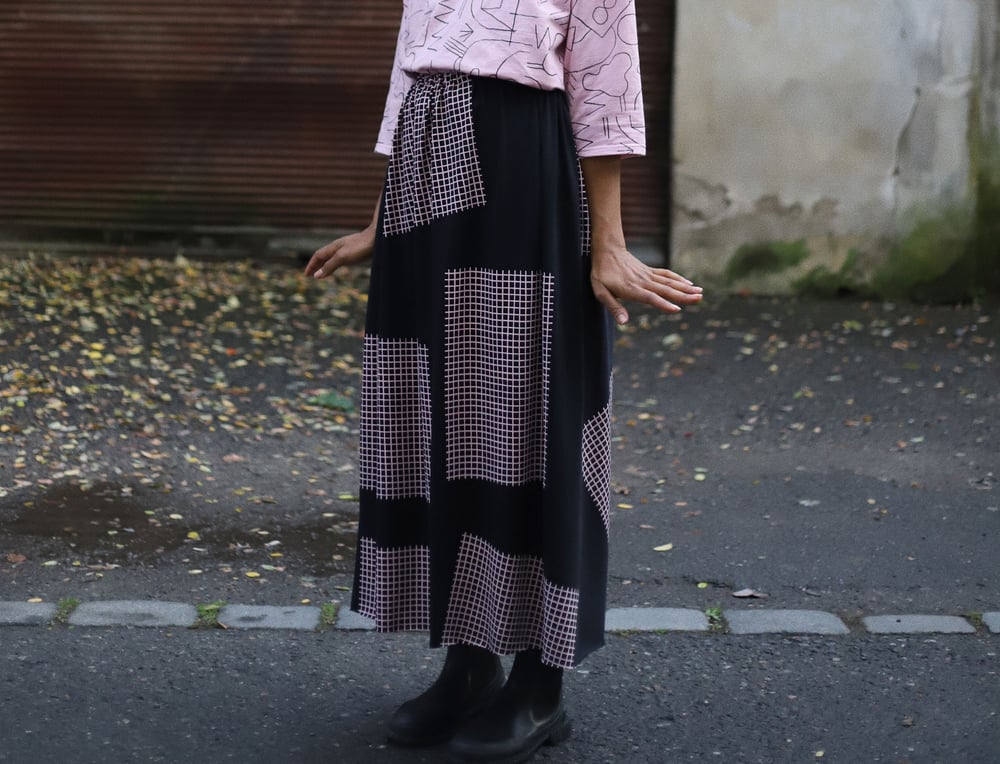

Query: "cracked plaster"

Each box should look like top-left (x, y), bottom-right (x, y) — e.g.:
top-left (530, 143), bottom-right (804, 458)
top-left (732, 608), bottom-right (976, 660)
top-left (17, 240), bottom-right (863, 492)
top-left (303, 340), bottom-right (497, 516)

top-left (672, 0), bottom-right (986, 291)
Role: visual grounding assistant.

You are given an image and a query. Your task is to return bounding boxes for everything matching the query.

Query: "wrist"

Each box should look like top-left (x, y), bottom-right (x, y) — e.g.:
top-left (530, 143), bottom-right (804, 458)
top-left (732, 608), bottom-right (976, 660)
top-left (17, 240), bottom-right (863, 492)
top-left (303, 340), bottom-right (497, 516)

top-left (589, 228), bottom-right (627, 254)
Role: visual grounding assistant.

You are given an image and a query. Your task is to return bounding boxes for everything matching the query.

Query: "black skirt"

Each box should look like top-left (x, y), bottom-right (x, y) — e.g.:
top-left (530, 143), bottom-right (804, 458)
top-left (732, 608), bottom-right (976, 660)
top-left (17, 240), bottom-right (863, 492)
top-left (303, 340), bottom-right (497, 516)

top-left (351, 73), bottom-right (613, 669)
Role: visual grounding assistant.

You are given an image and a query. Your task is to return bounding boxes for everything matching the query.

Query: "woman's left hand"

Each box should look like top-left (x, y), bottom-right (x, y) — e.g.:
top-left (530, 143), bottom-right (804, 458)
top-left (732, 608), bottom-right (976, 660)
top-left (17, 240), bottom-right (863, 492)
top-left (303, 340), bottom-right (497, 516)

top-left (590, 245), bottom-right (703, 325)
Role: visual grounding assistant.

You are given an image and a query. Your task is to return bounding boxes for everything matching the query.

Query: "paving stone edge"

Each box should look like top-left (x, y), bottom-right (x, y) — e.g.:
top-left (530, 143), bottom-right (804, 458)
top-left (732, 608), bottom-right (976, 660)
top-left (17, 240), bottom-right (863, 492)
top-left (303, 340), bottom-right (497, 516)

top-left (1, 601), bottom-right (997, 636)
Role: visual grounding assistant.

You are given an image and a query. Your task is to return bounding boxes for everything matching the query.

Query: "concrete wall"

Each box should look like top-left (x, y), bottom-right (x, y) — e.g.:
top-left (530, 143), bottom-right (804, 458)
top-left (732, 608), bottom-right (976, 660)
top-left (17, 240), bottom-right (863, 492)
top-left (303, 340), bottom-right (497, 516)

top-left (671, 0), bottom-right (991, 294)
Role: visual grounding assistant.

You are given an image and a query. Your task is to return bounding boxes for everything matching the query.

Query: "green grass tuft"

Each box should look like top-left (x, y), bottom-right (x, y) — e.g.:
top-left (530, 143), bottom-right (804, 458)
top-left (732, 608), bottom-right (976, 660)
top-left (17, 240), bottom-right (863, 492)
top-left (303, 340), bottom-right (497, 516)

top-left (193, 601), bottom-right (226, 629)
top-left (53, 597), bottom-right (80, 625)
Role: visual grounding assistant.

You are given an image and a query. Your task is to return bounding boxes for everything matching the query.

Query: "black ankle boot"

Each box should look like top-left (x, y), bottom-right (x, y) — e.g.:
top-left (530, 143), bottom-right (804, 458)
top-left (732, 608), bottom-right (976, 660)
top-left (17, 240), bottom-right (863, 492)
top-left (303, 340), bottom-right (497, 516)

top-left (447, 649), bottom-right (571, 763)
top-left (388, 644), bottom-right (505, 747)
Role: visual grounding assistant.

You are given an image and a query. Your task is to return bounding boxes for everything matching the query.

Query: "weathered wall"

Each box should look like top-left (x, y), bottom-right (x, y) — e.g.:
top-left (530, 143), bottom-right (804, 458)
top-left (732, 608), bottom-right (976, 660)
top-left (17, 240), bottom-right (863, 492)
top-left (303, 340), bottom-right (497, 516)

top-left (672, 0), bottom-right (988, 295)
top-left (984, 0), bottom-right (1000, 137)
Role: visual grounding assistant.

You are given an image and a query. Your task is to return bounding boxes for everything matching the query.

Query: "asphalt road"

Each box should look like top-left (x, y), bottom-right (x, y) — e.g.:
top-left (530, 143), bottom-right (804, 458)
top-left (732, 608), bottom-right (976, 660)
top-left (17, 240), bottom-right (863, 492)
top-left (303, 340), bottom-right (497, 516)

top-left (2, 629), bottom-right (997, 763)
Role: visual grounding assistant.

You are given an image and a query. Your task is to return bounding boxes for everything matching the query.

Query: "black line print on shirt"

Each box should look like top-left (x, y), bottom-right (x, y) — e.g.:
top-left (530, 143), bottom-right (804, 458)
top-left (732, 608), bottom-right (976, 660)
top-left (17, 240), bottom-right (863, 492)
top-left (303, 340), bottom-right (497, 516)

top-left (380, 1), bottom-right (645, 156)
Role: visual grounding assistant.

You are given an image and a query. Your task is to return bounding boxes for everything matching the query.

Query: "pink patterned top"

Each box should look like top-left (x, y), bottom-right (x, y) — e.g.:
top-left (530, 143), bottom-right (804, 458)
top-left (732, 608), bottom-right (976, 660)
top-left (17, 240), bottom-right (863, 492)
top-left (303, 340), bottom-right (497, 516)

top-left (375, 0), bottom-right (646, 158)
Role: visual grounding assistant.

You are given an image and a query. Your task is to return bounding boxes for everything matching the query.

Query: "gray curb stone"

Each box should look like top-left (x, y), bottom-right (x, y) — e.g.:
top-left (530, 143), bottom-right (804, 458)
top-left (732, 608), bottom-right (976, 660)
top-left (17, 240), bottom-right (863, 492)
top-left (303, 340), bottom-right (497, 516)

top-left (2, 601), bottom-right (996, 636)
top-left (335, 609), bottom-right (376, 631)
top-left (863, 615), bottom-right (976, 634)
top-left (218, 605), bottom-right (320, 631)
top-left (0, 602), bottom-right (57, 626)
top-left (725, 609), bottom-right (850, 635)
top-left (605, 608), bottom-right (709, 632)
top-left (69, 601), bottom-right (197, 628)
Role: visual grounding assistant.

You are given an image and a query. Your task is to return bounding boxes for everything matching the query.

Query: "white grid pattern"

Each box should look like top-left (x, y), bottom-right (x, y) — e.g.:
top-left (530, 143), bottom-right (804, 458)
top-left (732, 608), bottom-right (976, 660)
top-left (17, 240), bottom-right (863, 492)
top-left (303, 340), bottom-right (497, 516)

top-left (355, 537), bottom-right (431, 632)
top-left (383, 73), bottom-right (487, 237)
top-left (444, 269), bottom-right (554, 486)
top-left (442, 534), bottom-right (581, 669)
top-left (581, 393), bottom-right (613, 533)
top-left (578, 162), bottom-right (592, 257)
top-left (360, 335), bottom-right (432, 501)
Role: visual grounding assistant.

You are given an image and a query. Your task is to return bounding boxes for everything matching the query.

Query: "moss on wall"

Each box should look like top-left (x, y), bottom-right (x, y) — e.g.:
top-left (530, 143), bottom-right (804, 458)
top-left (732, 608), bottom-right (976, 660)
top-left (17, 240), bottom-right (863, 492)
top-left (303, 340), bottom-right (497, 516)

top-left (725, 239), bottom-right (810, 282)
top-left (794, 248), bottom-right (876, 298)
top-left (871, 137), bottom-right (1000, 304)
top-left (970, 134), bottom-right (1000, 295)
top-left (873, 205), bottom-right (977, 302)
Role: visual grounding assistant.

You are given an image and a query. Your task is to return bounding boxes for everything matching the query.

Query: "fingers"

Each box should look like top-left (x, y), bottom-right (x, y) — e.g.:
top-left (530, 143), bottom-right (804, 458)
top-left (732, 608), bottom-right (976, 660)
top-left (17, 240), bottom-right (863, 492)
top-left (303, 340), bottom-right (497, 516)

top-left (657, 268), bottom-right (695, 286)
top-left (649, 269), bottom-right (703, 293)
top-left (306, 241), bottom-right (346, 279)
top-left (592, 281), bottom-right (630, 325)
top-left (635, 286), bottom-right (681, 314)
top-left (306, 229), bottom-right (377, 280)
top-left (647, 270), bottom-right (704, 304)
top-left (304, 242), bottom-right (337, 278)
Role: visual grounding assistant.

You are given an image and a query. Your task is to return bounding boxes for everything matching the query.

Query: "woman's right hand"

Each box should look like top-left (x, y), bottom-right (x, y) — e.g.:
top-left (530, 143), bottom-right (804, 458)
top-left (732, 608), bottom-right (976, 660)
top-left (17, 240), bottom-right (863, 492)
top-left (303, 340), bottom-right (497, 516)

top-left (304, 223), bottom-right (377, 280)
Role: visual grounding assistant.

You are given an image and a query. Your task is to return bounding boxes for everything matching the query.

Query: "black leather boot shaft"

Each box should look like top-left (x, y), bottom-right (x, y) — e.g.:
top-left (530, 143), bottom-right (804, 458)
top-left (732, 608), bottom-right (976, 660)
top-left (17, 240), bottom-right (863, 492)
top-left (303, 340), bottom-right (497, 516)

top-left (447, 649), bottom-right (570, 763)
top-left (387, 644), bottom-right (505, 748)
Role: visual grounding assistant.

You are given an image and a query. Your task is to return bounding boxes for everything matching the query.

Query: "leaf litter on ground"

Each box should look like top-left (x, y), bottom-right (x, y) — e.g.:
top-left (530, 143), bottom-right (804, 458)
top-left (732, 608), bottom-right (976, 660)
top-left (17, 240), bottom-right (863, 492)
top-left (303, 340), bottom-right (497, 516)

top-left (0, 253), bottom-right (371, 572)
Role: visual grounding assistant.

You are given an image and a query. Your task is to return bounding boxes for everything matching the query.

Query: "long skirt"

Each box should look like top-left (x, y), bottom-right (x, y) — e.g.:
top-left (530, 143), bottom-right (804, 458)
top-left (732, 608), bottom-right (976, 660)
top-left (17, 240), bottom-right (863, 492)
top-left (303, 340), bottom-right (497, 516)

top-left (351, 73), bottom-right (614, 669)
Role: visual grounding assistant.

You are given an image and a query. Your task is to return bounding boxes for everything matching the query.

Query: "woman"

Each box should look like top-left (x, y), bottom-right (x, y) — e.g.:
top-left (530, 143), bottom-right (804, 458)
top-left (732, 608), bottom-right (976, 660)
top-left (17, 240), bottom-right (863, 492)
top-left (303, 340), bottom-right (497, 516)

top-left (306, 3), bottom-right (702, 761)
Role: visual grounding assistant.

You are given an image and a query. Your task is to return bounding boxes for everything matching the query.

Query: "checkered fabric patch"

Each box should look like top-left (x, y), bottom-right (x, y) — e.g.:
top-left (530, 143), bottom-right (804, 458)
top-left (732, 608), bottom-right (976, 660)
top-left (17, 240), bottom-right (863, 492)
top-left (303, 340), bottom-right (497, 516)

top-left (355, 537), bottom-right (431, 632)
top-left (360, 335), bottom-right (432, 502)
top-left (581, 392), bottom-right (613, 533)
top-left (383, 73), bottom-right (487, 236)
top-left (442, 534), bottom-right (580, 669)
top-left (444, 269), bottom-right (554, 486)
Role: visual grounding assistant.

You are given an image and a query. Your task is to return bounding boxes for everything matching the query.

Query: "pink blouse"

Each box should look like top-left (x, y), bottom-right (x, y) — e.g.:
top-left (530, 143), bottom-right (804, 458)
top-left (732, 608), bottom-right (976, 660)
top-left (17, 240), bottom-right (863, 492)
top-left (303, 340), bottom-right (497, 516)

top-left (375, 0), bottom-right (646, 158)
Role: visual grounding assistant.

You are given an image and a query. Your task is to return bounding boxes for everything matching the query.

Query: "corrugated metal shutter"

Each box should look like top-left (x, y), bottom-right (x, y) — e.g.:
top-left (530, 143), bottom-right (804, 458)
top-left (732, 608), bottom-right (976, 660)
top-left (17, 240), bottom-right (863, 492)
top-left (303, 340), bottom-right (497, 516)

top-left (0, 1), bottom-right (670, 243)
top-left (625, 0), bottom-right (674, 247)
top-left (0, 1), bottom-right (399, 234)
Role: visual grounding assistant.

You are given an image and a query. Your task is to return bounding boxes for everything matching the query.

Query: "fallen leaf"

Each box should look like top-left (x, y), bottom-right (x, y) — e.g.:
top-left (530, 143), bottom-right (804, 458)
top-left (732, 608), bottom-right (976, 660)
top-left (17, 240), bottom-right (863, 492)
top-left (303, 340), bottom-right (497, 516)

top-left (732, 588), bottom-right (769, 599)
top-left (653, 543), bottom-right (674, 552)
top-left (6, 553), bottom-right (27, 564)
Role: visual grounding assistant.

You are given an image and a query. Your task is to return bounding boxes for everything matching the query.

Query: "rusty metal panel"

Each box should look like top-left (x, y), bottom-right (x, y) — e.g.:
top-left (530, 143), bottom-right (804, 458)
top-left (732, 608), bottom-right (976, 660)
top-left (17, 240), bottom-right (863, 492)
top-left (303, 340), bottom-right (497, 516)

top-left (0, 1), bottom-right (670, 241)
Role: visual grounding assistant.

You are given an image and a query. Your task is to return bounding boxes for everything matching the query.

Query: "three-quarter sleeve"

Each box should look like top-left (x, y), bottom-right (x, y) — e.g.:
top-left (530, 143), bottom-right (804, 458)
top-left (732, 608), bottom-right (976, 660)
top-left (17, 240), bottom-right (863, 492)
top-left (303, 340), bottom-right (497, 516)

top-left (375, 8), bottom-right (416, 156)
top-left (563, 1), bottom-right (646, 157)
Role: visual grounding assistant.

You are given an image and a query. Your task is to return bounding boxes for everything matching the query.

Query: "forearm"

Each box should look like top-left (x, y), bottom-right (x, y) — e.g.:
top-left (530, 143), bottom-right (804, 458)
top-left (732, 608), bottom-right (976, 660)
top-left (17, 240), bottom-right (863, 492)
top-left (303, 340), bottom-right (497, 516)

top-left (579, 156), bottom-right (627, 256)
top-left (368, 192), bottom-right (383, 230)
